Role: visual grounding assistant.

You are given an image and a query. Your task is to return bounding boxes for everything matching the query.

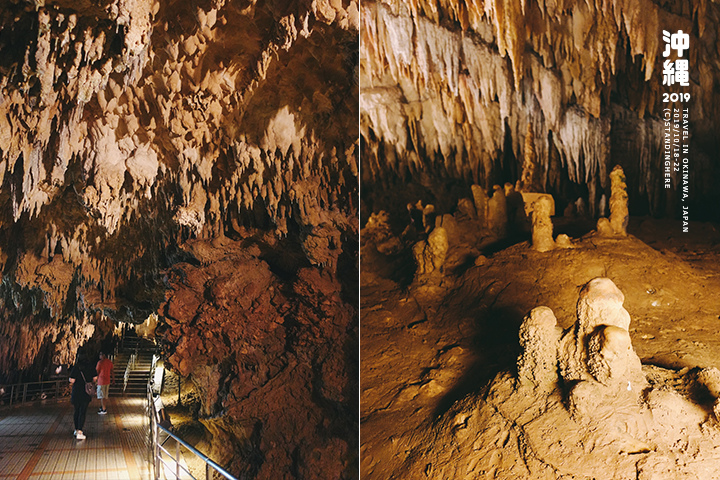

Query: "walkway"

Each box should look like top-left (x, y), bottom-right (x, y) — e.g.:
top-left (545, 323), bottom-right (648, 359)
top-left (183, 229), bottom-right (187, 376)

top-left (0, 397), bottom-right (152, 480)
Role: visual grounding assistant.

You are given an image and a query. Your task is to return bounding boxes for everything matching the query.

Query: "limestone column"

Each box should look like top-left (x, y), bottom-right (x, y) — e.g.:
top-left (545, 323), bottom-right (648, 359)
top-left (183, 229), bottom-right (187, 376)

top-left (609, 165), bottom-right (629, 236)
top-left (531, 196), bottom-right (555, 252)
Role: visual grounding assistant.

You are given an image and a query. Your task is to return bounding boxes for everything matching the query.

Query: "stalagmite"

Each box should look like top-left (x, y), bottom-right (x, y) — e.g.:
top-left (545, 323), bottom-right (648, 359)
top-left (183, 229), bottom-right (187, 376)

top-left (456, 198), bottom-right (476, 220)
top-left (487, 185), bottom-right (507, 238)
top-left (559, 278), bottom-right (633, 383)
top-left (413, 226), bottom-right (448, 275)
top-left (517, 306), bottom-right (562, 391)
top-left (516, 278), bottom-right (647, 423)
top-left (596, 217), bottom-right (614, 236)
top-left (555, 233), bottom-right (573, 248)
top-left (428, 226), bottom-right (449, 271)
top-left (422, 204), bottom-right (436, 233)
top-left (513, 278), bottom-right (650, 421)
top-left (586, 325), bottom-right (644, 386)
top-left (609, 165), bottom-right (629, 236)
top-left (471, 185), bottom-right (488, 227)
top-left (412, 241), bottom-right (428, 274)
top-left (597, 165), bottom-right (629, 237)
top-left (531, 195), bottom-right (555, 252)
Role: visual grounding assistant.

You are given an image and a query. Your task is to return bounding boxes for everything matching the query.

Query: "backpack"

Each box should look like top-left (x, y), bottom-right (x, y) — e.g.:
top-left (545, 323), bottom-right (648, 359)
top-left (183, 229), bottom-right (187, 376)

top-left (81, 371), bottom-right (96, 397)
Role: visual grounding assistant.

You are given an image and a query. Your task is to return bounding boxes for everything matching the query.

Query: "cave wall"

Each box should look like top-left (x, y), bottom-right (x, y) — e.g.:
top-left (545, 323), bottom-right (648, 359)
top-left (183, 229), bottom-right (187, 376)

top-left (360, 0), bottom-right (720, 223)
top-left (159, 235), bottom-right (356, 478)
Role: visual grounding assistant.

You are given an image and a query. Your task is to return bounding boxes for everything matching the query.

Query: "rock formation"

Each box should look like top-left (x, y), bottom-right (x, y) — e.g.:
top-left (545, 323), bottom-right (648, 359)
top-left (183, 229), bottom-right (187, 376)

top-left (559, 278), bottom-right (633, 381)
top-left (159, 236), bottom-right (355, 478)
top-left (586, 324), bottom-right (641, 387)
top-left (516, 306), bottom-right (561, 391)
top-left (487, 185), bottom-right (507, 238)
top-left (530, 195), bottom-right (555, 252)
top-left (609, 165), bottom-right (630, 235)
top-left (417, 277), bottom-right (720, 479)
top-left (696, 368), bottom-right (720, 420)
top-left (421, 204), bottom-right (436, 233)
top-left (597, 165), bottom-right (630, 236)
top-left (456, 197), bottom-right (476, 220)
top-left (413, 226), bottom-right (448, 276)
top-left (518, 278), bottom-right (648, 398)
top-left (471, 185), bottom-right (488, 227)
top-left (555, 233), bottom-right (573, 248)
top-left (362, 210), bottom-right (402, 255)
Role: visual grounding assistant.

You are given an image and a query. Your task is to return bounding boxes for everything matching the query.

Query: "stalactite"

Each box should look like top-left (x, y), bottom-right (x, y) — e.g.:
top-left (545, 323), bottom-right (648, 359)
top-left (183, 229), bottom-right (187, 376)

top-left (0, 0), bottom-right (360, 416)
top-left (361, 0), bottom-right (720, 220)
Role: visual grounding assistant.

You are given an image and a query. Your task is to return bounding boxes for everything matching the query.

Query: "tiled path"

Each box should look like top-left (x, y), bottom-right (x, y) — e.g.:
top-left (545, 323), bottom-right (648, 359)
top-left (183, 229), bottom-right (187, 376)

top-left (0, 397), bottom-right (153, 480)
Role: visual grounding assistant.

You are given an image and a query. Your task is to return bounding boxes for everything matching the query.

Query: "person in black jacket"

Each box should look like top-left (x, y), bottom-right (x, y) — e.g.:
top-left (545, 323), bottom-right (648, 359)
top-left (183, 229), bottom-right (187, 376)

top-left (68, 350), bottom-right (98, 440)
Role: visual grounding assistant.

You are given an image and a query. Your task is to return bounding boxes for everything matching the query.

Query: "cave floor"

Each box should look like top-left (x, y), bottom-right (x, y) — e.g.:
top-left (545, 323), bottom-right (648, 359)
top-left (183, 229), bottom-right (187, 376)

top-left (360, 217), bottom-right (720, 479)
top-left (0, 397), bottom-right (152, 479)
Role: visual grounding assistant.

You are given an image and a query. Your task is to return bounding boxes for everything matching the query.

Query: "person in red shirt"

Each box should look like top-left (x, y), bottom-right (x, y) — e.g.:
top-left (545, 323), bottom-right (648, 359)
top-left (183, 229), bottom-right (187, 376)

top-left (96, 352), bottom-right (114, 414)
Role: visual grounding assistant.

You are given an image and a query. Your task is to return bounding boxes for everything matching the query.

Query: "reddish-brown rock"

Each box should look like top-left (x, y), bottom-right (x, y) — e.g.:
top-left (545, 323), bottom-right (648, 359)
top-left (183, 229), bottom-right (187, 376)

top-left (158, 235), bottom-right (356, 479)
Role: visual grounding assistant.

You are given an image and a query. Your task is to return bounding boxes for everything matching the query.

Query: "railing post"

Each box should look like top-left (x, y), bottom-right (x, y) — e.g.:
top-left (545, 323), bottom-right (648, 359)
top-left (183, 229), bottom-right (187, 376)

top-left (206, 462), bottom-right (211, 480)
top-left (9, 385), bottom-right (13, 405)
top-left (153, 425), bottom-right (157, 480)
top-left (150, 387), bottom-right (158, 480)
top-left (155, 417), bottom-right (158, 479)
top-left (22, 384), bottom-right (27, 404)
top-left (176, 438), bottom-right (180, 478)
top-left (155, 423), bottom-right (161, 480)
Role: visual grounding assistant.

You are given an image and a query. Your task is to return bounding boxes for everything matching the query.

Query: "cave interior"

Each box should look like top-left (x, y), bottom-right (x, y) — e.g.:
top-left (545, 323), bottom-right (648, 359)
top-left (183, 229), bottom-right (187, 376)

top-left (360, 0), bottom-right (720, 478)
top-left (0, 0), bottom-right (359, 478)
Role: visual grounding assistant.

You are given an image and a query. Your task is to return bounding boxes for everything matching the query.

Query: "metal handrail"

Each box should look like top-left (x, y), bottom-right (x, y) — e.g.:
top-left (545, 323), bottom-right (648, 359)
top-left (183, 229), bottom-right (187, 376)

top-left (0, 378), bottom-right (69, 407)
top-left (123, 352), bottom-right (138, 393)
top-left (147, 358), bottom-right (237, 480)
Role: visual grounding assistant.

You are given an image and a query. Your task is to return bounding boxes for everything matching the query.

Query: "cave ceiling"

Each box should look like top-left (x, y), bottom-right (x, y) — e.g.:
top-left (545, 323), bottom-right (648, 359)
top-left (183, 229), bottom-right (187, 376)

top-left (0, 0), bottom-right (359, 373)
top-left (360, 0), bottom-right (720, 224)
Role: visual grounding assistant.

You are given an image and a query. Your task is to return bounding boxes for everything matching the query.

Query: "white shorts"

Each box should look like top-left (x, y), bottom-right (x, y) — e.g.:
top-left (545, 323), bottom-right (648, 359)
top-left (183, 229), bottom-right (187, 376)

top-left (97, 384), bottom-right (109, 399)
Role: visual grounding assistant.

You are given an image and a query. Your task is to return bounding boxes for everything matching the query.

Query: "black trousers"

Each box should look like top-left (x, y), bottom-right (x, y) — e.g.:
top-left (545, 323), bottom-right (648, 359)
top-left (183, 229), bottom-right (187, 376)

top-left (73, 399), bottom-right (90, 430)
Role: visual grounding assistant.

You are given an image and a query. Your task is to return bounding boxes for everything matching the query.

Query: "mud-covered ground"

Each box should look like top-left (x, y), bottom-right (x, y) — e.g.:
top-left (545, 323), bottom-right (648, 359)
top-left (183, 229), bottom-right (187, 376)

top-left (360, 216), bottom-right (720, 479)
